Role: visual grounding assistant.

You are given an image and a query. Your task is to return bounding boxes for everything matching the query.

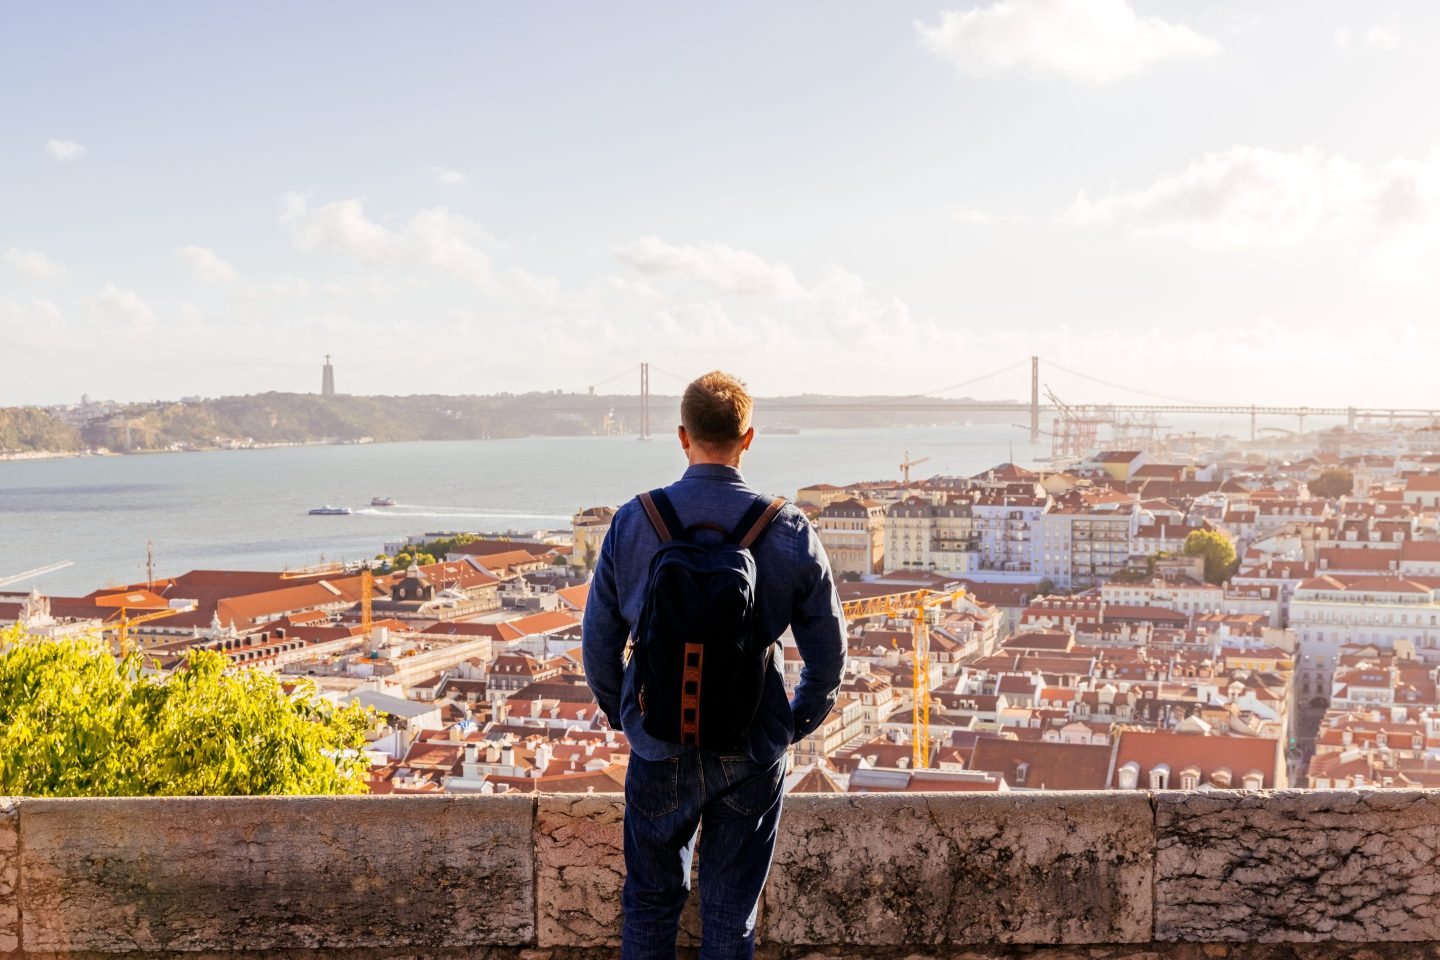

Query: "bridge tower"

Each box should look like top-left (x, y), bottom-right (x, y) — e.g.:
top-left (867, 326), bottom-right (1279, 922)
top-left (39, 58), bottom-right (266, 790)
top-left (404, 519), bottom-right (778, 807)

top-left (1029, 356), bottom-right (1040, 443)
top-left (639, 362), bottom-right (650, 440)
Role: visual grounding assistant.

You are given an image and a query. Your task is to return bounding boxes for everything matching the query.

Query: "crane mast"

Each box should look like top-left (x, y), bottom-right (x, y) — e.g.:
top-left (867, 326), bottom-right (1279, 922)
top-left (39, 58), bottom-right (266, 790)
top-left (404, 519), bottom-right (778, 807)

top-left (900, 450), bottom-right (930, 487)
top-left (360, 566), bottom-right (374, 641)
top-left (839, 588), bottom-right (963, 769)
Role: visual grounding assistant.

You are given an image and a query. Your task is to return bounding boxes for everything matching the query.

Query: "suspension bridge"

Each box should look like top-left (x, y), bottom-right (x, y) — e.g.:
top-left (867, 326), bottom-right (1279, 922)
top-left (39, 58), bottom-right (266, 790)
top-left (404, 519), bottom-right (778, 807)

top-left (574, 357), bottom-right (1440, 454)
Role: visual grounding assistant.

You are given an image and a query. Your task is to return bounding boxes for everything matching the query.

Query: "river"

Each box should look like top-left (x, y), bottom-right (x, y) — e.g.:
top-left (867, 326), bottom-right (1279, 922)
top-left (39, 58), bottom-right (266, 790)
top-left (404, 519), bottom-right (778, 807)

top-left (0, 424), bottom-right (1044, 595)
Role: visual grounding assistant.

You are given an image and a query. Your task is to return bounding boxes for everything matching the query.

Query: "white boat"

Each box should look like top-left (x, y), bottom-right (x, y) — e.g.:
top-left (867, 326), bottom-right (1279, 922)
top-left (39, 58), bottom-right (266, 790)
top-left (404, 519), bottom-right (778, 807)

top-left (370, 496), bottom-right (397, 507)
top-left (308, 505), bottom-right (352, 516)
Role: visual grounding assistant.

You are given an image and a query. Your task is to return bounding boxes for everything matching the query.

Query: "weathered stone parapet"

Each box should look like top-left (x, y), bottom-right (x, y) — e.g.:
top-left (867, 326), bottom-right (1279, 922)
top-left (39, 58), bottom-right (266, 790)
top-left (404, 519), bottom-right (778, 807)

top-left (3, 791), bottom-right (1440, 957)
top-left (0, 801), bottom-right (17, 955)
top-left (15, 796), bottom-right (533, 954)
top-left (763, 792), bottom-right (1152, 945)
top-left (1155, 790), bottom-right (1440, 943)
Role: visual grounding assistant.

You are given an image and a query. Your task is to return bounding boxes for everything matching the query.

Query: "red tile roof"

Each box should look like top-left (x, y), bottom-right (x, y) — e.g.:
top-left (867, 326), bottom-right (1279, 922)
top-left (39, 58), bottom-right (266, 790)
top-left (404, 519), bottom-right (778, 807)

top-left (969, 737), bottom-right (1112, 790)
top-left (1112, 730), bottom-right (1282, 788)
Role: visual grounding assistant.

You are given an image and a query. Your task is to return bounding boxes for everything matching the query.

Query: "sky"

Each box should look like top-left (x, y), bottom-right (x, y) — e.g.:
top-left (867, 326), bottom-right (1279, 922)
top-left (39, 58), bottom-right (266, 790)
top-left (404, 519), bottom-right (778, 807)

top-left (4, 1), bottom-right (1440, 407)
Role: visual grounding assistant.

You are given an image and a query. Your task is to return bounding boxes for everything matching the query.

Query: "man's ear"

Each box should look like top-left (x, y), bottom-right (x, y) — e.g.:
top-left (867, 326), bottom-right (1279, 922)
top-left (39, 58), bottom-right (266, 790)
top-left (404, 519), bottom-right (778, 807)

top-left (741, 426), bottom-right (755, 451)
top-left (678, 424), bottom-right (690, 450)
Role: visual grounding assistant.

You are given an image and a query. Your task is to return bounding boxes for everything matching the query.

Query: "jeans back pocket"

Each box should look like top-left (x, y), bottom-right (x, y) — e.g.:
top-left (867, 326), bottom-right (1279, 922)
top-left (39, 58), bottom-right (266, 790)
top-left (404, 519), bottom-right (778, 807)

top-left (627, 754), bottom-right (681, 819)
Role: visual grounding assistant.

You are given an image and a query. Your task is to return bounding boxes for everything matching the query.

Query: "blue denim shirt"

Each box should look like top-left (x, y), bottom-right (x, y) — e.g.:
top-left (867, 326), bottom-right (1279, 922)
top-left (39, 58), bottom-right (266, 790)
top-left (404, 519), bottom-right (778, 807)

top-left (582, 463), bottom-right (847, 764)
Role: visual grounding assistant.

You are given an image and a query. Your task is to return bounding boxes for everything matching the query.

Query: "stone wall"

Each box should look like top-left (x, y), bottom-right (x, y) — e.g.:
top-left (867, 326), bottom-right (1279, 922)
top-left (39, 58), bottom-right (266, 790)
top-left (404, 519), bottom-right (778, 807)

top-left (0, 791), bottom-right (1435, 959)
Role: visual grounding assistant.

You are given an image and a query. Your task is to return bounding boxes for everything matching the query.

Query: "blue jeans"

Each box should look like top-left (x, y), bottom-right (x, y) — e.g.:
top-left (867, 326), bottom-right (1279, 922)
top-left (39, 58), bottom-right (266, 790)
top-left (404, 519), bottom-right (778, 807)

top-left (621, 749), bottom-right (787, 960)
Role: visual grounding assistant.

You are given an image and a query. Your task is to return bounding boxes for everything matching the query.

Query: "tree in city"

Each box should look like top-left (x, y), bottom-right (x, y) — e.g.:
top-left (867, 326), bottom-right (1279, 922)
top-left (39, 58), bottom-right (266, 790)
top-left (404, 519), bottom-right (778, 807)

top-left (1182, 529), bottom-right (1237, 584)
top-left (1307, 468), bottom-right (1354, 499)
top-left (0, 629), bottom-right (374, 797)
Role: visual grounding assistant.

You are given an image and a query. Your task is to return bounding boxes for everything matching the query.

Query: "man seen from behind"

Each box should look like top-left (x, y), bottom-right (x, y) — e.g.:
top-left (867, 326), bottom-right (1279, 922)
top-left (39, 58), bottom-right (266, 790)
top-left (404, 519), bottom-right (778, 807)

top-left (582, 370), bottom-right (847, 960)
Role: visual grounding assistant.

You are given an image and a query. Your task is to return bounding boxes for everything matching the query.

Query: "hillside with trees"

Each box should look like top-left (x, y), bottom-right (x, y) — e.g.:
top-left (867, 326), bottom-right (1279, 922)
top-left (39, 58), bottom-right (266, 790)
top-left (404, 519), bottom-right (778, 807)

top-left (0, 407), bottom-right (84, 454)
top-left (2, 389), bottom-right (1018, 454)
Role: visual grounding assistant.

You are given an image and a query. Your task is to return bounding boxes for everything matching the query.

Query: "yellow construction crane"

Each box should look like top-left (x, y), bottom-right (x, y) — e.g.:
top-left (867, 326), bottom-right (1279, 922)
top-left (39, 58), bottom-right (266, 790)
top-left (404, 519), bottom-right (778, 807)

top-left (359, 566), bottom-right (374, 640)
top-left (839, 588), bottom-right (964, 769)
top-left (900, 450), bottom-right (929, 487)
top-left (93, 590), bottom-right (196, 655)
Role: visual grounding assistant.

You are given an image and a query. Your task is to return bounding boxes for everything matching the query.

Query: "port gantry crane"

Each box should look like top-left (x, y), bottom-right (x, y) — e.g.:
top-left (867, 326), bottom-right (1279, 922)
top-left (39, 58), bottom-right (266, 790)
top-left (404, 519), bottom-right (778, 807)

top-left (838, 587), bottom-right (965, 769)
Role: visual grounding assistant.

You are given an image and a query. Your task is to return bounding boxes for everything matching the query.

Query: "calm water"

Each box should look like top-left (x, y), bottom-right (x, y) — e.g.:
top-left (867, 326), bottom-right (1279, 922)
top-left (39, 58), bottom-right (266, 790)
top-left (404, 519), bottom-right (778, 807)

top-left (0, 425), bottom-right (1042, 596)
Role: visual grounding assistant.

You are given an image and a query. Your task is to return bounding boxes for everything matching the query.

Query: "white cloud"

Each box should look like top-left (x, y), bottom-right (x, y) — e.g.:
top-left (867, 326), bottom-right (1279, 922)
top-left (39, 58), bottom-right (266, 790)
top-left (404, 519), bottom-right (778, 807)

top-left (176, 245), bottom-right (238, 283)
top-left (320, 277), bottom-right (401, 299)
top-left (1337, 25), bottom-right (1398, 53)
top-left (433, 167), bottom-right (469, 186)
top-left (282, 194), bottom-right (493, 287)
top-left (3, 247), bottom-right (67, 280)
top-left (1065, 144), bottom-right (1440, 279)
top-left (616, 236), bottom-right (806, 298)
top-left (90, 283), bottom-right (157, 328)
top-left (0, 298), bottom-right (63, 348)
top-left (1366, 26), bottom-right (1399, 50)
top-left (916, 0), bottom-right (1217, 84)
top-left (267, 278), bottom-right (312, 298)
top-left (607, 274), bottom-right (665, 304)
top-left (44, 139), bottom-right (85, 161)
top-left (615, 236), bottom-right (932, 359)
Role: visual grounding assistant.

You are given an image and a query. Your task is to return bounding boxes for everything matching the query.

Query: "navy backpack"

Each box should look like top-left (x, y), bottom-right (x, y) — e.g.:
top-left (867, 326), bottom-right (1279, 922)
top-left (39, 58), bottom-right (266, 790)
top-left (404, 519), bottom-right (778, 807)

top-left (631, 487), bottom-right (787, 749)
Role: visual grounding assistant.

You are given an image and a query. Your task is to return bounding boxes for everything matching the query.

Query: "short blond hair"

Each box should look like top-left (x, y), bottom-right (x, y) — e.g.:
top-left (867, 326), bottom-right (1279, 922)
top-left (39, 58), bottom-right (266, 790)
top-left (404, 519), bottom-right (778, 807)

top-left (681, 371), bottom-right (753, 447)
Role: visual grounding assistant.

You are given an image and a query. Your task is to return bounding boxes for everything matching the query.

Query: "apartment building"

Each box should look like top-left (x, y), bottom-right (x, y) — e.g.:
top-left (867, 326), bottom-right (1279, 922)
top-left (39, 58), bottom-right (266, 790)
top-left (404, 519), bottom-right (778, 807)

top-left (818, 497), bottom-right (886, 577)
top-left (1291, 575), bottom-right (1440, 699)
top-left (883, 496), bottom-right (977, 576)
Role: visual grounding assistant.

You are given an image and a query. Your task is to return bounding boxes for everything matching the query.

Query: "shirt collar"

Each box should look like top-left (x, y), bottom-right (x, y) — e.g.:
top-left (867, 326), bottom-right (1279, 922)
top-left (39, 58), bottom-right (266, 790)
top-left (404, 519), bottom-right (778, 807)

top-left (683, 463), bottom-right (745, 482)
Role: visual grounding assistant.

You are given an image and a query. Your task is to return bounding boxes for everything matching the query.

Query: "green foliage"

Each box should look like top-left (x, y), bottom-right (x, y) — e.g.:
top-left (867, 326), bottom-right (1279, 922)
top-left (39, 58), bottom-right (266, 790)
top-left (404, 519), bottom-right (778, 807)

top-left (381, 533), bottom-right (488, 570)
top-left (1308, 468), bottom-right (1354, 499)
top-left (1182, 529), bottom-right (1237, 584)
top-left (0, 628), bottom-right (374, 797)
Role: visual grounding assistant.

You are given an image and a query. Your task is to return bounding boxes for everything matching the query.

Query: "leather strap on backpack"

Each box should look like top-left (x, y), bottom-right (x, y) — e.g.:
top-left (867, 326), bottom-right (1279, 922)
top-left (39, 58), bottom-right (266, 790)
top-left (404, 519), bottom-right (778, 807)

top-left (642, 489), bottom-right (785, 548)
top-left (734, 496), bottom-right (787, 549)
top-left (638, 489), bottom-right (684, 543)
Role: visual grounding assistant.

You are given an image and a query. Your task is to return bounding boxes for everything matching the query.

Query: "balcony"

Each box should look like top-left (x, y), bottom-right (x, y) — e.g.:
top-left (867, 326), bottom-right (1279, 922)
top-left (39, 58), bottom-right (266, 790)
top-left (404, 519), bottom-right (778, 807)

top-left (0, 791), bottom-right (1431, 956)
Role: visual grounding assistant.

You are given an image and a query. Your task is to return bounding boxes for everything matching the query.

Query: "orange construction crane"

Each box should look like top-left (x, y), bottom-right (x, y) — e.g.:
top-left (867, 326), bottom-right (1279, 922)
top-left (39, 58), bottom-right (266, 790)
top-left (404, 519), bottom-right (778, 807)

top-left (360, 566), bottom-right (374, 640)
top-left (93, 590), bottom-right (196, 655)
top-left (900, 450), bottom-right (929, 487)
top-left (839, 588), bottom-right (964, 769)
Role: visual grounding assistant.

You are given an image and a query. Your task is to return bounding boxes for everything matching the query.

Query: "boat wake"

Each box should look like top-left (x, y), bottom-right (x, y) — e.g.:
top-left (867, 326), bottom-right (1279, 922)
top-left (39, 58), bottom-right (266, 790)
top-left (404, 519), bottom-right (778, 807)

top-left (353, 506), bottom-right (570, 522)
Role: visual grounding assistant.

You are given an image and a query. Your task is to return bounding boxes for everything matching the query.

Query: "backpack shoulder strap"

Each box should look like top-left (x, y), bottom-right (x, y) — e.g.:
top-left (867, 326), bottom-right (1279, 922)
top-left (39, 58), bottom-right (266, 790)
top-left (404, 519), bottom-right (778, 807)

top-left (728, 495), bottom-right (788, 549)
top-left (637, 488), bottom-right (684, 543)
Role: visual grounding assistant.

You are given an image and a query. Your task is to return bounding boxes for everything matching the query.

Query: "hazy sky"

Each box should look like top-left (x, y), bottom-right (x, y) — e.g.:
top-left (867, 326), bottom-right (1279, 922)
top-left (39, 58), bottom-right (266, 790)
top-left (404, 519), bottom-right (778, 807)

top-left (5, 1), bottom-right (1440, 407)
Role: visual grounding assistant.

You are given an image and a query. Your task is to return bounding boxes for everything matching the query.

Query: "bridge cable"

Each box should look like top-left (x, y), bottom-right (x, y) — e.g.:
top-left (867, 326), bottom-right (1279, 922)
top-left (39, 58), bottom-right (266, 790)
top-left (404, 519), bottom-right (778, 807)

top-left (883, 358), bottom-right (1031, 403)
top-left (648, 365), bottom-right (694, 388)
top-left (1041, 359), bottom-right (1208, 406)
top-left (587, 364), bottom-right (640, 391)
